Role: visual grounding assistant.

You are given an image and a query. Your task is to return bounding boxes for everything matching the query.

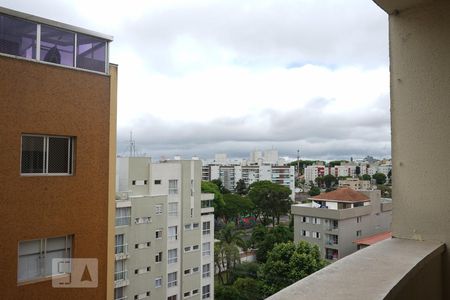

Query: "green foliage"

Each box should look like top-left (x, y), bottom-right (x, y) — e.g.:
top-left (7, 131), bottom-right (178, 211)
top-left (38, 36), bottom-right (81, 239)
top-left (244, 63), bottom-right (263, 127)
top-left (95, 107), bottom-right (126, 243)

top-left (233, 278), bottom-right (265, 300)
top-left (355, 166), bottom-right (361, 175)
top-left (372, 172), bottom-right (387, 185)
top-left (323, 174), bottom-right (337, 188)
top-left (222, 193), bottom-right (254, 223)
top-left (215, 284), bottom-right (242, 300)
top-left (248, 181), bottom-right (292, 226)
top-left (308, 186), bottom-right (321, 196)
top-left (235, 179), bottom-right (248, 195)
top-left (328, 160), bottom-right (347, 167)
top-left (361, 174), bottom-right (371, 181)
top-left (212, 179), bottom-right (231, 194)
top-left (251, 224), bottom-right (293, 263)
top-left (202, 181), bottom-right (225, 218)
top-left (229, 262), bottom-right (260, 281)
top-left (259, 241), bottom-right (327, 295)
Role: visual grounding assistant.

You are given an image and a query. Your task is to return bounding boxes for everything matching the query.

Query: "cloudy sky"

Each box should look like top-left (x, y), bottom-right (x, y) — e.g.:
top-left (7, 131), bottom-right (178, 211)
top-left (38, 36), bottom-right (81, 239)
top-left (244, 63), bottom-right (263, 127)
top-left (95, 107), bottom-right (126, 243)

top-left (1, 0), bottom-right (390, 161)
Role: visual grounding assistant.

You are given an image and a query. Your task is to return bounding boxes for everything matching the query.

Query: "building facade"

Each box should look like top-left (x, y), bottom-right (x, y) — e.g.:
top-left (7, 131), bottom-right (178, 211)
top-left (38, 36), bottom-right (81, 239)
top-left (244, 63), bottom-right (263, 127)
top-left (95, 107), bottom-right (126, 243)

top-left (115, 157), bottom-right (214, 300)
top-left (0, 7), bottom-right (117, 300)
top-left (304, 163), bottom-right (392, 183)
top-left (292, 188), bottom-right (392, 260)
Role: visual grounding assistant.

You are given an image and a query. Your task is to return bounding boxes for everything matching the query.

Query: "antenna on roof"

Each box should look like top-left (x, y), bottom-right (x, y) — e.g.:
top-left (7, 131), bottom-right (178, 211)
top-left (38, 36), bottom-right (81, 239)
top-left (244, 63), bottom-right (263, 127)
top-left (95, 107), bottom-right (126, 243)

top-left (129, 131), bottom-right (136, 157)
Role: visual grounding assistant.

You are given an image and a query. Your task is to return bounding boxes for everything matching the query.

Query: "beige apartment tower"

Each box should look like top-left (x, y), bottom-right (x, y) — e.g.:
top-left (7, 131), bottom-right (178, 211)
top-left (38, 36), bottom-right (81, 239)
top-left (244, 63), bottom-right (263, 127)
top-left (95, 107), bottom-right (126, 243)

top-left (115, 157), bottom-right (214, 300)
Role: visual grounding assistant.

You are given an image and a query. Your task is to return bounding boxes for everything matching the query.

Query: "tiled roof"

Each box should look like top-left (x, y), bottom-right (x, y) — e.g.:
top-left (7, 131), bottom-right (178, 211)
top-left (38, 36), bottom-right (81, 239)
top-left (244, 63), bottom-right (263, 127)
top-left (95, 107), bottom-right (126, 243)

top-left (354, 231), bottom-right (392, 246)
top-left (310, 187), bottom-right (370, 202)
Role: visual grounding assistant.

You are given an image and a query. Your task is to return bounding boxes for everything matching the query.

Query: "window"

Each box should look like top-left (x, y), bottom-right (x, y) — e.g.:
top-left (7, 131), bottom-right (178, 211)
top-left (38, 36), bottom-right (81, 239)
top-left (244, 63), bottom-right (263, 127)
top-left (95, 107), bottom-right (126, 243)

top-left (356, 230), bottom-right (362, 237)
top-left (168, 249), bottom-right (178, 264)
top-left (168, 202), bottom-right (178, 216)
top-left (155, 277), bottom-right (162, 288)
top-left (21, 135), bottom-right (74, 175)
top-left (135, 242), bottom-right (151, 249)
top-left (312, 232), bottom-right (321, 239)
top-left (184, 246), bottom-right (191, 252)
top-left (168, 271), bottom-right (177, 288)
top-left (184, 269), bottom-right (191, 275)
top-left (184, 291), bottom-right (191, 298)
top-left (202, 285), bottom-right (211, 299)
top-left (192, 267), bottom-right (199, 273)
top-left (0, 14), bottom-right (36, 59)
top-left (115, 234), bottom-right (126, 254)
top-left (155, 229), bottom-right (163, 239)
top-left (301, 216), bottom-right (309, 223)
top-left (192, 289), bottom-right (199, 295)
top-left (115, 287), bottom-right (125, 300)
top-left (184, 224), bottom-right (192, 231)
top-left (169, 179), bottom-right (178, 194)
top-left (154, 179), bottom-right (161, 184)
top-left (202, 242), bottom-right (211, 256)
top-left (155, 204), bottom-right (163, 215)
top-left (168, 226), bottom-right (178, 241)
top-left (168, 296), bottom-right (177, 300)
top-left (301, 230), bottom-right (310, 237)
top-left (202, 264), bottom-right (210, 278)
top-left (312, 217), bottom-right (321, 225)
top-left (18, 235), bottom-right (72, 282)
top-left (132, 180), bottom-right (147, 186)
top-left (114, 260), bottom-right (127, 281)
top-left (115, 207), bottom-right (131, 226)
top-left (357, 216), bottom-right (362, 223)
top-left (135, 217), bottom-right (151, 224)
top-left (192, 245), bottom-right (199, 251)
top-left (135, 267), bottom-right (151, 275)
top-left (155, 252), bottom-right (162, 263)
top-left (76, 33), bottom-right (106, 72)
top-left (202, 222), bottom-right (211, 235)
top-left (193, 223), bottom-right (199, 229)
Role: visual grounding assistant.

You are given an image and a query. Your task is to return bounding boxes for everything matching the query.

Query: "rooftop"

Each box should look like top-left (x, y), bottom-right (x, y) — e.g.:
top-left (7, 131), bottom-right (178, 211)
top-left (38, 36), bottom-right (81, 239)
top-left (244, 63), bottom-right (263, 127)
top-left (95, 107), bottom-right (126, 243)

top-left (354, 231), bottom-right (392, 246)
top-left (310, 188), bottom-right (370, 203)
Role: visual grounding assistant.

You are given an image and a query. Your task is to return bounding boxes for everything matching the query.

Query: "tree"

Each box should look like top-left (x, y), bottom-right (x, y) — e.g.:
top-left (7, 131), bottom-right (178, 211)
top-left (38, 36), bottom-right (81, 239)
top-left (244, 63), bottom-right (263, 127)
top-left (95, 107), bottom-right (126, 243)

top-left (372, 173), bottom-right (387, 185)
top-left (248, 181), bottom-right (292, 226)
top-left (215, 284), bottom-right (242, 300)
top-left (201, 181), bottom-right (225, 219)
top-left (323, 174), bottom-right (337, 188)
top-left (308, 186), bottom-right (321, 196)
top-left (387, 169), bottom-right (392, 185)
top-left (233, 278), bottom-right (265, 300)
top-left (361, 174), bottom-right (371, 181)
top-left (251, 224), bottom-right (293, 263)
top-left (222, 194), bottom-right (255, 223)
top-left (355, 166), bottom-right (361, 176)
top-left (315, 176), bottom-right (324, 187)
top-left (260, 241), bottom-right (327, 296)
top-left (212, 179), bottom-right (231, 194)
top-left (215, 222), bottom-right (246, 284)
top-left (235, 179), bottom-right (247, 195)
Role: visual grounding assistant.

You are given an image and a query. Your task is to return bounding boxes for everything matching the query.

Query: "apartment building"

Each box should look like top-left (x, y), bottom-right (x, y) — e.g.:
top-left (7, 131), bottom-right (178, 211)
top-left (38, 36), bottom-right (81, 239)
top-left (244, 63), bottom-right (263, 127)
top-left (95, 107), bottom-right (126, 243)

top-left (115, 157), bottom-right (214, 300)
top-left (304, 163), bottom-right (392, 183)
top-left (0, 7), bottom-right (117, 300)
top-left (338, 178), bottom-right (372, 190)
top-left (292, 188), bottom-right (392, 260)
top-left (203, 164), bottom-right (295, 199)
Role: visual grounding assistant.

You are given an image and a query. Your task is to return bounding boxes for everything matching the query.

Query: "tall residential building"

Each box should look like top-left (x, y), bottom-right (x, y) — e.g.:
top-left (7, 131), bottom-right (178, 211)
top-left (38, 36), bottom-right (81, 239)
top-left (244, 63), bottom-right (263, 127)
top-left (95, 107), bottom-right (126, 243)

top-left (304, 163), bottom-right (392, 183)
top-left (0, 7), bottom-right (117, 300)
top-left (203, 164), bottom-right (295, 199)
top-left (115, 157), bottom-right (214, 300)
top-left (291, 188), bottom-right (392, 260)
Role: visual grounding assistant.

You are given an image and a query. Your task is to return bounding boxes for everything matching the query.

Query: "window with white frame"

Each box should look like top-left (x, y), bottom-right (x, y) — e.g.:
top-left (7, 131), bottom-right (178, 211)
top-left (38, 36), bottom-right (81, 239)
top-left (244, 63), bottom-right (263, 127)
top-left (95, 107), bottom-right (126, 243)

top-left (169, 179), bottom-right (178, 195)
top-left (115, 234), bottom-right (126, 255)
top-left (202, 285), bottom-right (210, 299)
top-left (21, 135), bottom-right (74, 175)
top-left (312, 232), bottom-right (321, 239)
top-left (155, 229), bottom-right (163, 239)
top-left (184, 246), bottom-right (191, 252)
top-left (184, 268), bottom-right (191, 275)
top-left (301, 230), bottom-right (310, 237)
top-left (116, 207), bottom-right (131, 226)
top-left (168, 226), bottom-right (178, 241)
top-left (184, 223), bottom-right (192, 231)
top-left (202, 242), bottom-right (211, 256)
top-left (192, 267), bottom-right (199, 273)
top-left (18, 235), bottom-right (72, 282)
top-left (357, 216), bottom-right (362, 223)
top-left (300, 216), bottom-right (309, 223)
top-left (192, 289), bottom-right (199, 295)
top-left (202, 222), bottom-right (211, 235)
top-left (168, 271), bottom-right (177, 288)
top-left (168, 296), bottom-right (177, 300)
top-left (168, 249), bottom-right (178, 264)
top-left (135, 216), bottom-right (151, 224)
top-left (193, 223), bottom-right (199, 229)
top-left (155, 277), bottom-right (162, 288)
top-left (192, 244), bottom-right (199, 251)
top-left (155, 204), bottom-right (163, 215)
top-left (202, 264), bottom-right (210, 278)
top-left (168, 202), bottom-right (178, 216)
top-left (312, 217), bottom-right (321, 224)
top-left (184, 291), bottom-right (191, 298)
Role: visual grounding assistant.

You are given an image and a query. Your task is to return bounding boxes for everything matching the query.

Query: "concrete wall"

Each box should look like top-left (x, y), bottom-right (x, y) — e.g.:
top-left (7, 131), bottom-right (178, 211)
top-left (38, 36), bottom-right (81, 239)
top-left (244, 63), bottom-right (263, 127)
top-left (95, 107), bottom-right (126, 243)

top-left (0, 55), bottom-right (114, 299)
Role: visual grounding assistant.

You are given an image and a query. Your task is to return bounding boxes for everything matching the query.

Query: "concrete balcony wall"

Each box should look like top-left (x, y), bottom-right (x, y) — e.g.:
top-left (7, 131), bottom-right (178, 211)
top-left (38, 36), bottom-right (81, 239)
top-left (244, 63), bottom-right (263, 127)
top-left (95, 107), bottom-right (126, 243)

top-left (291, 204), bottom-right (372, 220)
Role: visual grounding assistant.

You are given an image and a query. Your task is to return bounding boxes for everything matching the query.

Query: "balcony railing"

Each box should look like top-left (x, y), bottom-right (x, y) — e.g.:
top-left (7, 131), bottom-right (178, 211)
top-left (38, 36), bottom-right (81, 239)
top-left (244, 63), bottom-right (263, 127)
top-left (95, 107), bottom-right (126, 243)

top-left (114, 270), bottom-right (129, 288)
top-left (115, 244), bottom-right (129, 260)
top-left (266, 238), bottom-right (445, 300)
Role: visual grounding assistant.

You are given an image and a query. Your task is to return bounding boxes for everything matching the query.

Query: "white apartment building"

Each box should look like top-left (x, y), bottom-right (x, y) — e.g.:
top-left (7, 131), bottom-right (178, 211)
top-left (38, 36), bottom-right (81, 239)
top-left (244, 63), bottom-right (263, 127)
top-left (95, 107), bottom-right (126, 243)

top-left (304, 163), bottom-right (392, 183)
top-left (203, 164), bottom-right (295, 200)
top-left (115, 157), bottom-right (214, 300)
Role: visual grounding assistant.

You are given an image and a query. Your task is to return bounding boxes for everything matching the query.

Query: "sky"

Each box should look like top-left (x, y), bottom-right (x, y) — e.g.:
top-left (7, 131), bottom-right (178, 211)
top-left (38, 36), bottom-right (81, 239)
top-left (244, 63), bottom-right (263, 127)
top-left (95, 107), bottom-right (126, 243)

top-left (0, 0), bottom-right (390, 161)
